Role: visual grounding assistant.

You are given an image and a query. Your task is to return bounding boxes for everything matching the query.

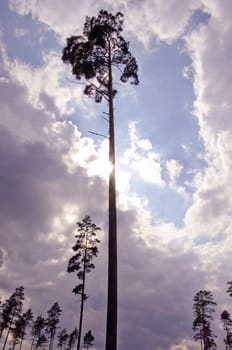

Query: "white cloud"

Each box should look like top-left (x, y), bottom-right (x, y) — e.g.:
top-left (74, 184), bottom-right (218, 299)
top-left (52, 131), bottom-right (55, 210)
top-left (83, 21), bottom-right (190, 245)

top-left (9, 50), bottom-right (90, 115)
top-left (121, 121), bottom-right (164, 186)
top-left (183, 0), bottom-right (232, 239)
top-left (9, 0), bottom-right (100, 39)
top-left (166, 159), bottom-right (183, 184)
top-left (9, 0), bottom-right (201, 46)
top-left (14, 27), bottom-right (28, 37)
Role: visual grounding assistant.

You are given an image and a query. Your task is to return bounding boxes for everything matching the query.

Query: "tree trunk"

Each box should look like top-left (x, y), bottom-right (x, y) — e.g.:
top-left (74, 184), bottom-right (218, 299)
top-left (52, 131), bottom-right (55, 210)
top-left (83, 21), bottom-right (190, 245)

top-left (105, 40), bottom-right (117, 350)
top-left (30, 335), bottom-right (35, 350)
top-left (12, 340), bottom-right (16, 350)
top-left (76, 268), bottom-right (86, 350)
top-left (2, 326), bottom-right (11, 350)
top-left (49, 334), bottom-right (54, 350)
top-left (19, 337), bottom-right (24, 350)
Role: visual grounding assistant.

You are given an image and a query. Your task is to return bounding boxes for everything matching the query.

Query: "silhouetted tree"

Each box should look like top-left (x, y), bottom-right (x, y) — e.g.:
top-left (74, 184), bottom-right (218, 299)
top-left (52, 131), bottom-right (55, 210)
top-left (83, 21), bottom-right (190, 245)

top-left (0, 298), bottom-right (10, 339)
top-left (67, 216), bottom-right (100, 350)
top-left (83, 330), bottom-right (94, 350)
top-left (46, 302), bottom-right (62, 350)
top-left (2, 286), bottom-right (25, 350)
top-left (62, 10), bottom-right (138, 350)
top-left (36, 333), bottom-right (47, 350)
top-left (221, 310), bottom-right (232, 350)
top-left (192, 290), bottom-right (217, 350)
top-left (11, 308), bottom-right (33, 350)
top-left (67, 328), bottom-right (78, 350)
top-left (227, 282), bottom-right (232, 297)
top-left (31, 315), bottom-right (47, 350)
top-left (57, 328), bottom-right (69, 350)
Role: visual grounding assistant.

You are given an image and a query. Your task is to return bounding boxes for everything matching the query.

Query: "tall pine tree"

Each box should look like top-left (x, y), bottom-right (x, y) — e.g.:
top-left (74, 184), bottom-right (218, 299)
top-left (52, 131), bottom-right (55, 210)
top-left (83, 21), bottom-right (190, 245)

top-left (62, 10), bottom-right (138, 350)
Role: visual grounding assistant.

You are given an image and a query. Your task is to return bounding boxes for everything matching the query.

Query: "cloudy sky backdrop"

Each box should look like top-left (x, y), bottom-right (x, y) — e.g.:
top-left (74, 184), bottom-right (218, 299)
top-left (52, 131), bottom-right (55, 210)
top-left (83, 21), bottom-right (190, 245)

top-left (0, 0), bottom-right (232, 349)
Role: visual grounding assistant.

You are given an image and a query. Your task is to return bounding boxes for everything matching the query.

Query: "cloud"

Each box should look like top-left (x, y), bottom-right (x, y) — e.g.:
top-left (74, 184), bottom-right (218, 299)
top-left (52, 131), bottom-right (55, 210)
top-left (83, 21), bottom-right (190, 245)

top-left (166, 159), bottom-right (183, 185)
top-left (9, 0), bottom-right (201, 46)
top-left (14, 27), bottom-right (28, 37)
top-left (8, 50), bottom-right (89, 116)
top-left (9, 0), bottom-right (100, 39)
top-left (120, 121), bottom-right (165, 186)
top-left (183, 0), bottom-right (232, 239)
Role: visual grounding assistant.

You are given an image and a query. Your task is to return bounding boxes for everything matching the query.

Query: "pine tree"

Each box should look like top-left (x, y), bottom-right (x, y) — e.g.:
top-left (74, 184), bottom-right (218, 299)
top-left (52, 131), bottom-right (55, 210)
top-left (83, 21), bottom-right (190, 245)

top-left (83, 330), bottom-right (94, 350)
top-left (227, 282), bottom-right (232, 297)
top-left (57, 328), bottom-right (69, 350)
top-left (0, 298), bottom-right (11, 339)
top-left (62, 10), bottom-right (138, 350)
top-left (2, 286), bottom-right (25, 350)
top-left (46, 302), bottom-right (62, 350)
top-left (31, 315), bottom-right (47, 350)
top-left (192, 290), bottom-right (217, 350)
top-left (221, 310), bottom-right (232, 350)
top-left (11, 308), bottom-right (33, 350)
top-left (67, 328), bottom-right (78, 350)
top-left (67, 215), bottom-right (100, 350)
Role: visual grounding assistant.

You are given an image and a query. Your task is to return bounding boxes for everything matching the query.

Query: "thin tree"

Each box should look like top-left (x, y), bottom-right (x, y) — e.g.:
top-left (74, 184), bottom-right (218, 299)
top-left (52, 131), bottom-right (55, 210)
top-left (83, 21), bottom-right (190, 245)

top-left (46, 302), bottom-right (62, 350)
top-left (57, 328), bottom-right (69, 350)
top-left (35, 333), bottom-right (47, 350)
top-left (83, 330), bottom-right (94, 350)
top-left (2, 286), bottom-right (25, 350)
top-left (0, 298), bottom-right (11, 339)
top-left (192, 290), bottom-right (217, 350)
top-left (67, 216), bottom-right (100, 350)
top-left (11, 308), bottom-right (33, 350)
top-left (227, 282), bottom-right (232, 296)
top-left (31, 315), bottom-right (47, 350)
top-left (221, 310), bottom-right (232, 350)
top-left (62, 10), bottom-right (138, 350)
top-left (67, 328), bottom-right (78, 350)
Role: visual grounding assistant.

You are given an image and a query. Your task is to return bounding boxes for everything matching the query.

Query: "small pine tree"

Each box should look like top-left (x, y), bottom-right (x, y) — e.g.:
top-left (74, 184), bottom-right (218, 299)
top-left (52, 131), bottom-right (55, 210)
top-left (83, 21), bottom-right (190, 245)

top-left (11, 308), bottom-right (33, 350)
top-left (2, 286), bottom-right (25, 350)
top-left (83, 330), bottom-right (94, 350)
top-left (227, 282), bottom-right (232, 297)
top-left (192, 290), bottom-right (217, 350)
top-left (67, 215), bottom-right (100, 350)
top-left (46, 302), bottom-right (62, 350)
top-left (31, 315), bottom-right (47, 350)
top-left (57, 328), bottom-right (69, 350)
top-left (221, 310), bottom-right (232, 350)
top-left (67, 328), bottom-right (78, 350)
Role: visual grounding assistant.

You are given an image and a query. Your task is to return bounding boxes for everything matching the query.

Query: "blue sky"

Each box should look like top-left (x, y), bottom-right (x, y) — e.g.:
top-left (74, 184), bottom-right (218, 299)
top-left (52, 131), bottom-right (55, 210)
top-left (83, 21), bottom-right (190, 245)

top-left (0, 1), bottom-right (232, 350)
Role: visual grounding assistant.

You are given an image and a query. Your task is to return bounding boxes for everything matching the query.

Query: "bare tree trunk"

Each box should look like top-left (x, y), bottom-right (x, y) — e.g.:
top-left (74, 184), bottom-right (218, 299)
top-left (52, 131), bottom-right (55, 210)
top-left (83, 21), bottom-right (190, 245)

top-left (105, 41), bottom-right (117, 350)
top-left (30, 335), bottom-right (35, 350)
top-left (49, 334), bottom-right (54, 350)
top-left (2, 326), bottom-right (11, 350)
top-left (76, 261), bottom-right (87, 350)
top-left (19, 337), bottom-right (23, 350)
top-left (12, 340), bottom-right (16, 350)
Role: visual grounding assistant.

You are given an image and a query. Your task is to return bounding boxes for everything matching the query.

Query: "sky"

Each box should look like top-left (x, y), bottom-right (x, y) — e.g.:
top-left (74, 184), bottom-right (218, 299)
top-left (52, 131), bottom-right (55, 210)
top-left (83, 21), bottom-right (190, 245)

top-left (0, 0), bottom-right (232, 349)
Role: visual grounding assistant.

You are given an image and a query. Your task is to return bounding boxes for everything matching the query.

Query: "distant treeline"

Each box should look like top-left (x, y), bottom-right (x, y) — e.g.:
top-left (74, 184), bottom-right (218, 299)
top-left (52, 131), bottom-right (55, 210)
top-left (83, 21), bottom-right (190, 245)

top-left (0, 216), bottom-right (100, 350)
top-left (0, 286), bottom-right (93, 350)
